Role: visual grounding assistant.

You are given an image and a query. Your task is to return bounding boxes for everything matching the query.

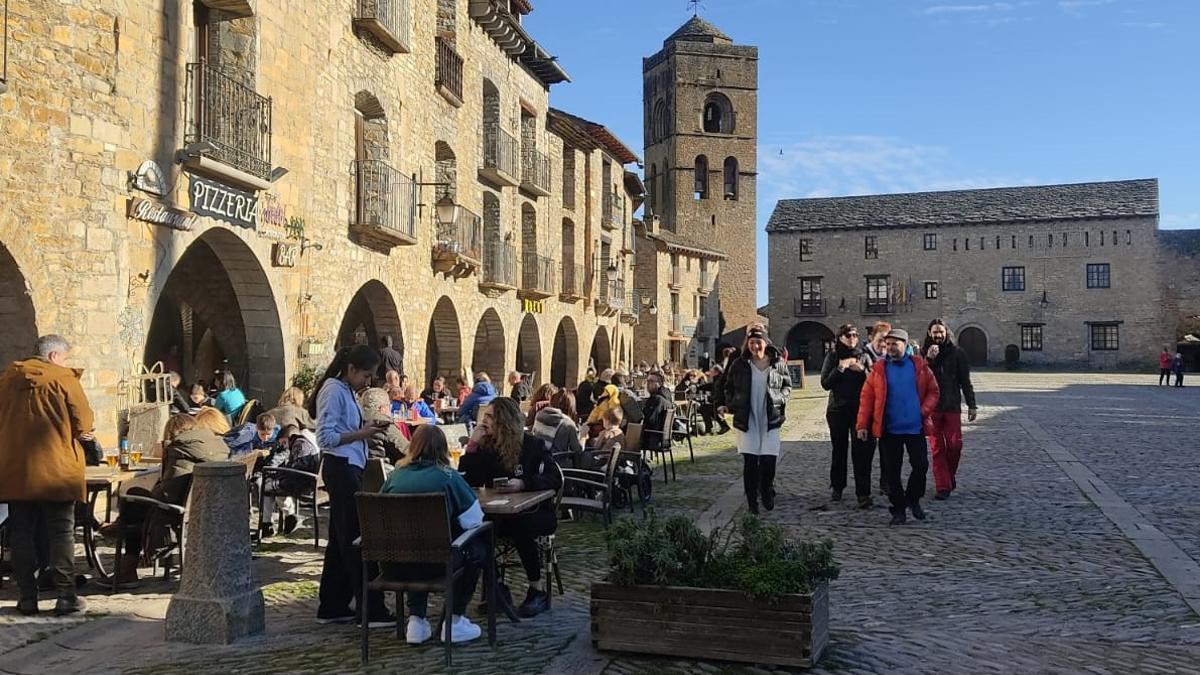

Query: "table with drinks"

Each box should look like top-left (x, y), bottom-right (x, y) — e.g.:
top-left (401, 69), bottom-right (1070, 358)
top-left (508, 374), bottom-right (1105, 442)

top-left (84, 446), bottom-right (159, 582)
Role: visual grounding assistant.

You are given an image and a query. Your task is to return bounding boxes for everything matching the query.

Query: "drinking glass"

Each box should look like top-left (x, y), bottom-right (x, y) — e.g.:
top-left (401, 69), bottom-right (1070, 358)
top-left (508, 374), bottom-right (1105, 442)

top-left (130, 443), bottom-right (143, 468)
top-left (104, 450), bottom-right (120, 475)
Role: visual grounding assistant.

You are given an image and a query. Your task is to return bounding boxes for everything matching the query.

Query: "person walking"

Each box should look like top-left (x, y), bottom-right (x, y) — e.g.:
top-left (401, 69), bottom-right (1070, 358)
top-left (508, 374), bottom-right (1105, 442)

top-left (0, 335), bottom-right (96, 616)
top-left (820, 324), bottom-right (875, 507)
top-left (856, 328), bottom-right (939, 526)
top-left (310, 345), bottom-right (395, 628)
top-left (864, 321), bottom-right (891, 496)
top-left (1158, 347), bottom-right (1173, 386)
top-left (921, 320), bottom-right (978, 500)
top-left (378, 335), bottom-right (404, 379)
top-left (721, 324), bottom-right (792, 514)
top-left (1173, 351), bottom-right (1185, 387)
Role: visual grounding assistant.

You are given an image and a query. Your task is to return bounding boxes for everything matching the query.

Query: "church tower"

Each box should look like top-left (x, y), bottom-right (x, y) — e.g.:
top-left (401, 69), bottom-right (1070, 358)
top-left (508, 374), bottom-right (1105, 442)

top-left (643, 15), bottom-right (759, 332)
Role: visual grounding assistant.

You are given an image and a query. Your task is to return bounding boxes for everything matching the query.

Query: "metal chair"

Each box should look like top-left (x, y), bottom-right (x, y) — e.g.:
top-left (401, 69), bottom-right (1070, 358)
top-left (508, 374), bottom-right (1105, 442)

top-left (234, 399), bottom-right (260, 427)
top-left (257, 456), bottom-right (324, 549)
top-left (641, 408), bottom-right (678, 483)
top-left (539, 462), bottom-right (567, 599)
top-left (355, 492), bottom-right (497, 667)
top-left (560, 437), bottom-right (635, 525)
top-left (112, 490), bottom-right (189, 591)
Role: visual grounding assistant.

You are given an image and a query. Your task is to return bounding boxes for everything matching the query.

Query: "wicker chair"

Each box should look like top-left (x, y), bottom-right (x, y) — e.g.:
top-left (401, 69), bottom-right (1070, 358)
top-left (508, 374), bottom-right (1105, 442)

top-left (234, 399), bottom-right (260, 427)
top-left (641, 408), bottom-right (678, 483)
top-left (355, 492), bottom-right (497, 667)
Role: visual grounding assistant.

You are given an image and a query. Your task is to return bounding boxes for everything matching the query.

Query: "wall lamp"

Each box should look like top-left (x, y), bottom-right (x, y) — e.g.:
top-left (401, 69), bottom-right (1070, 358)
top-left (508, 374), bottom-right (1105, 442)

top-left (416, 182), bottom-right (459, 224)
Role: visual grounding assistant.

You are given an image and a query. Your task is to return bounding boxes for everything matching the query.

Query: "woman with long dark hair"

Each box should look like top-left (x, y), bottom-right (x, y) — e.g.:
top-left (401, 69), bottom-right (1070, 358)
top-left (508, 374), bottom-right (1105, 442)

top-left (721, 323), bottom-right (792, 513)
top-left (820, 324), bottom-right (875, 507)
top-left (311, 345), bottom-right (394, 628)
top-left (459, 397), bottom-right (562, 618)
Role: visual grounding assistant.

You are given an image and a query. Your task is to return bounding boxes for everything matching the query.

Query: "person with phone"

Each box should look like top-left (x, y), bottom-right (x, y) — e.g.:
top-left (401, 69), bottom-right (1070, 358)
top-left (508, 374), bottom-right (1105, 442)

top-left (459, 398), bottom-right (562, 618)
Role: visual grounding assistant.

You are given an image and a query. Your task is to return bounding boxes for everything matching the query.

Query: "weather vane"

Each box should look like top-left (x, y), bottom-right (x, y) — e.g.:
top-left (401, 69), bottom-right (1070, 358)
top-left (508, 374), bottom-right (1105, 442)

top-left (687, 0), bottom-right (705, 17)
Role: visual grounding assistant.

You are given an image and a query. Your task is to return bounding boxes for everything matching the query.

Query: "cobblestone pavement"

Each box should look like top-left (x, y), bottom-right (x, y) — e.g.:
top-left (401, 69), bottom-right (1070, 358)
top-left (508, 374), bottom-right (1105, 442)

top-left (4, 373), bottom-right (1199, 674)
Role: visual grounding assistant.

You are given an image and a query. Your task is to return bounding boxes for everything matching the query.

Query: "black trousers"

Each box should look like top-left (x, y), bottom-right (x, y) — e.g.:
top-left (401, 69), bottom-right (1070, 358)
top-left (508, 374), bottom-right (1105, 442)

top-left (699, 403), bottom-right (728, 434)
top-left (826, 409), bottom-right (876, 496)
top-left (495, 509), bottom-right (556, 583)
top-left (879, 434), bottom-right (929, 512)
top-left (1175, 371), bottom-right (1184, 387)
top-left (9, 501), bottom-right (76, 602)
top-left (318, 456), bottom-right (387, 620)
top-left (1160, 368), bottom-right (1171, 385)
top-left (741, 454), bottom-right (777, 507)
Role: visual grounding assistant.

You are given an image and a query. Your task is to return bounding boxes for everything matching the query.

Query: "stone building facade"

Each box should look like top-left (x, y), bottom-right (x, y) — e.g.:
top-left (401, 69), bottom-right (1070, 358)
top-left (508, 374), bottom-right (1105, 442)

top-left (764, 179), bottom-right (1197, 370)
top-left (0, 0), bottom-right (639, 442)
top-left (636, 15), bottom-right (758, 359)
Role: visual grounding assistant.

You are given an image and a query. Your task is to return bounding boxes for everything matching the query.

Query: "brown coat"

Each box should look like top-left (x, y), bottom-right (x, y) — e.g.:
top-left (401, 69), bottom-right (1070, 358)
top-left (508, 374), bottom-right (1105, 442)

top-left (0, 358), bottom-right (96, 502)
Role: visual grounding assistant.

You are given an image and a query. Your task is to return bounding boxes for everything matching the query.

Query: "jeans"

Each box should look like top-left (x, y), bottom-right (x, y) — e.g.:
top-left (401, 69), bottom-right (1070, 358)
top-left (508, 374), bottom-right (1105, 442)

top-left (879, 434), bottom-right (929, 513)
top-left (382, 536), bottom-right (488, 618)
top-left (826, 408), bottom-right (874, 496)
top-left (928, 411), bottom-right (963, 494)
top-left (9, 501), bottom-right (76, 602)
top-left (318, 456), bottom-right (387, 620)
top-left (741, 454), bottom-right (777, 507)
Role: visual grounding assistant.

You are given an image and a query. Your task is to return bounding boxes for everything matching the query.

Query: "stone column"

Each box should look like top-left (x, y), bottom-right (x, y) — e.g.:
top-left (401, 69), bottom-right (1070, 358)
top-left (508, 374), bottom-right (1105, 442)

top-left (165, 461), bottom-right (265, 644)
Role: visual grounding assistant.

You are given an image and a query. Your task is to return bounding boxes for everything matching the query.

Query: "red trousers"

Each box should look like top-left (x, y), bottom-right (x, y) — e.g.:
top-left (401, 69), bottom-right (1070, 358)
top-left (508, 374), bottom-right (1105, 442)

top-left (928, 411), bottom-right (962, 493)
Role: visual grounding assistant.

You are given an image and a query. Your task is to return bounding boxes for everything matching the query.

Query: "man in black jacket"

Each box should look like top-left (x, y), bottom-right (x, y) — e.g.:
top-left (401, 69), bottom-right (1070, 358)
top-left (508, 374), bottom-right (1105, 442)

top-left (640, 372), bottom-right (673, 448)
top-left (922, 320), bottom-right (978, 500)
top-left (378, 335), bottom-right (404, 378)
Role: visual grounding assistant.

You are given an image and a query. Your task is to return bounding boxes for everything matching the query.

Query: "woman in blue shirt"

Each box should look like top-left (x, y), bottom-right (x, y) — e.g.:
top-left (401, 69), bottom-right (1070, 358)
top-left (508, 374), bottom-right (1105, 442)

top-left (309, 345), bottom-right (394, 628)
top-left (212, 372), bottom-right (247, 422)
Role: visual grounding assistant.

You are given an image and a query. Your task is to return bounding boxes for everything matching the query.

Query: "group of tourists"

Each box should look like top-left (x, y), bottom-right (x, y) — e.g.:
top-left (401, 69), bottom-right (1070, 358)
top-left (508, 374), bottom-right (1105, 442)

top-left (1158, 347), bottom-right (1186, 387)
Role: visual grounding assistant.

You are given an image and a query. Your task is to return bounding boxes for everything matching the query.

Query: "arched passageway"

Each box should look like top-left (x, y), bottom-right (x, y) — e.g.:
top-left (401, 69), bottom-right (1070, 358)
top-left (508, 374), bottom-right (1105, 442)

top-left (335, 280), bottom-right (403, 361)
top-left (0, 241), bottom-right (38, 368)
top-left (590, 325), bottom-right (612, 373)
top-left (470, 308), bottom-right (506, 381)
top-left (515, 313), bottom-right (541, 384)
top-left (425, 296), bottom-right (462, 381)
top-left (144, 229), bottom-right (285, 402)
top-left (785, 321), bottom-right (835, 372)
top-left (959, 327), bottom-right (989, 367)
top-left (551, 317), bottom-right (579, 388)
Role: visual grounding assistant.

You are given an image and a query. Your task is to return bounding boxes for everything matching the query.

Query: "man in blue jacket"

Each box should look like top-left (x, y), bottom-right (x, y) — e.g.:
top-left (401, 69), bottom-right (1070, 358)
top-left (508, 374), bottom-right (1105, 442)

top-left (458, 372), bottom-right (498, 427)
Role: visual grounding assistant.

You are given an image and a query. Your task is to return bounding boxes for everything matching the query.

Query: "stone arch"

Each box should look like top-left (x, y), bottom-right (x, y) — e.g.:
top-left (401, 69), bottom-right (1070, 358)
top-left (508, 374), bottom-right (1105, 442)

top-left (470, 308), bottom-right (506, 380)
top-left (425, 296), bottom-right (462, 381)
top-left (144, 228), bottom-right (285, 403)
top-left (959, 326), bottom-right (989, 367)
top-left (590, 325), bottom-right (613, 372)
top-left (703, 92), bottom-right (734, 134)
top-left (0, 239), bottom-right (38, 368)
top-left (723, 156), bottom-right (738, 200)
top-left (335, 280), bottom-right (403, 359)
top-left (652, 99), bottom-right (668, 142)
top-left (551, 317), bottom-right (580, 388)
top-left (354, 90), bottom-right (390, 162)
top-left (694, 155), bottom-right (708, 199)
top-left (516, 313), bottom-right (542, 384)
top-left (785, 321), bottom-right (834, 372)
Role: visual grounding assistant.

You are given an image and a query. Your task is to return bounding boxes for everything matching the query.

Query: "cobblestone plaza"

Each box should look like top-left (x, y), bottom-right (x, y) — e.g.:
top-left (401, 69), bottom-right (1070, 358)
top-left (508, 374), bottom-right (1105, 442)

top-left (3, 372), bottom-right (1199, 674)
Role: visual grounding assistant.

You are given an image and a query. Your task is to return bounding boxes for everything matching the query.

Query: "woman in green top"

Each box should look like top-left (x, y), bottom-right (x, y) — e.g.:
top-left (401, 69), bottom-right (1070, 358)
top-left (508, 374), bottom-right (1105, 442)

top-left (381, 425), bottom-right (486, 645)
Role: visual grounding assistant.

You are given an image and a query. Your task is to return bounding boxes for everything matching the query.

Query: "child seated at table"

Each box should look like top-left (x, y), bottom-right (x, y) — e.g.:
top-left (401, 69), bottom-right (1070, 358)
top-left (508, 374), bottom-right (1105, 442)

top-left (260, 424), bottom-right (321, 537)
top-left (381, 425), bottom-right (487, 645)
top-left (590, 407), bottom-right (625, 467)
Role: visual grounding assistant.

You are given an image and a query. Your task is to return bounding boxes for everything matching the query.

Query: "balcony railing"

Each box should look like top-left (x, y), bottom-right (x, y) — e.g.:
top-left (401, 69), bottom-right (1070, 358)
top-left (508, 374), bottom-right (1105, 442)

top-left (602, 190), bottom-right (624, 230)
top-left (481, 240), bottom-right (518, 290)
top-left (520, 252), bottom-right (556, 298)
top-left (435, 37), bottom-right (463, 106)
top-left (185, 61), bottom-right (273, 185)
top-left (794, 298), bottom-right (827, 317)
top-left (351, 159), bottom-right (417, 247)
top-left (621, 290), bottom-right (641, 324)
top-left (560, 262), bottom-right (584, 299)
top-left (480, 125), bottom-right (519, 186)
top-left (605, 278), bottom-right (626, 310)
top-left (432, 204), bottom-right (483, 276)
top-left (354, 0), bottom-right (410, 53)
top-left (521, 146), bottom-right (552, 197)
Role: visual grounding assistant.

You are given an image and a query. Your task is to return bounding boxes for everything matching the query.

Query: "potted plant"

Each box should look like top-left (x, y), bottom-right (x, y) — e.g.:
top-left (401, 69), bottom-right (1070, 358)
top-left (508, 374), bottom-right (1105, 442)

top-left (591, 513), bottom-right (838, 669)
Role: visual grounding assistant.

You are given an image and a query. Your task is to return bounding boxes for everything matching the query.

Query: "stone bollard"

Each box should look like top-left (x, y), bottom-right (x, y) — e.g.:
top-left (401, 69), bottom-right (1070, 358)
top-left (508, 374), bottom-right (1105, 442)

top-left (165, 461), bottom-right (265, 643)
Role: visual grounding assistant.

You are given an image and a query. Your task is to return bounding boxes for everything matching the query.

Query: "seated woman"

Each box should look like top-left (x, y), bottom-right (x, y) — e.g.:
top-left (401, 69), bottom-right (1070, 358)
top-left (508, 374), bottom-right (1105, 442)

top-left (193, 405), bottom-right (232, 436)
top-left (212, 372), bottom-right (248, 423)
top-left (398, 385), bottom-right (438, 425)
top-left (583, 382), bottom-right (621, 439)
top-left (112, 414), bottom-right (229, 587)
top-left (381, 425), bottom-right (487, 645)
top-left (421, 376), bottom-right (455, 409)
top-left (524, 383), bottom-right (558, 428)
top-left (385, 370), bottom-right (406, 416)
top-left (455, 376), bottom-right (471, 406)
top-left (267, 386), bottom-right (315, 431)
top-left (459, 397), bottom-right (561, 618)
top-left (458, 373), bottom-right (497, 426)
top-left (530, 390), bottom-right (584, 468)
top-left (261, 424), bottom-right (322, 537)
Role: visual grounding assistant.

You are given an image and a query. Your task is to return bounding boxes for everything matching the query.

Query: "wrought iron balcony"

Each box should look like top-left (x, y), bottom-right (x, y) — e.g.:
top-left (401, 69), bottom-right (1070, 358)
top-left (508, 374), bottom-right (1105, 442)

top-left (354, 0), bottom-right (411, 54)
top-left (435, 37), bottom-right (463, 107)
top-left (432, 204), bottom-right (482, 278)
top-left (794, 298), bottom-right (827, 317)
top-left (621, 290), bottom-right (641, 325)
top-left (559, 262), bottom-right (585, 301)
top-left (184, 61), bottom-right (273, 189)
top-left (480, 124), bottom-right (519, 187)
top-left (480, 240), bottom-right (518, 291)
top-left (601, 189), bottom-right (625, 230)
top-left (520, 252), bottom-right (557, 299)
top-left (521, 146), bottom-right (551, 197)
top-left (596, 277), bottom-right (625, 317)
top-left (351, 159), bottom-right (417, 248)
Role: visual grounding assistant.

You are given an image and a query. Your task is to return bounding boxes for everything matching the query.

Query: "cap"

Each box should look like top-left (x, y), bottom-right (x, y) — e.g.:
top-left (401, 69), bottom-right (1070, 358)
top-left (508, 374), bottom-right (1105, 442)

top-left (747, 326), bottom-right (767, 340)
top-left (885, 328), bottom-right (910, 343)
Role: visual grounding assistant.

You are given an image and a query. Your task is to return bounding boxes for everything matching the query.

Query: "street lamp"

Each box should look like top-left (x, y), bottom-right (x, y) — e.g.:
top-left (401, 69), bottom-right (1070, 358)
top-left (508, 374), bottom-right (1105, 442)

top-left (435, 192), bottom-right (459, 225)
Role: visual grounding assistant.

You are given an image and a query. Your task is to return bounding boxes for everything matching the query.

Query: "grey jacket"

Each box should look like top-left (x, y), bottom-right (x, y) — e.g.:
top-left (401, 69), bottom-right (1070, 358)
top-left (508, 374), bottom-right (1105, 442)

top-left (723, 346), bottom-right (792, 432)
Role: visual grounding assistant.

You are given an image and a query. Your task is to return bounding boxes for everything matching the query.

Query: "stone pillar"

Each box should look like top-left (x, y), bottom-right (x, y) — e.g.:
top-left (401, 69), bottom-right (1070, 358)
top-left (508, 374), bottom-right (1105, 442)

top-left (165, 462), bottom-right (265, 644)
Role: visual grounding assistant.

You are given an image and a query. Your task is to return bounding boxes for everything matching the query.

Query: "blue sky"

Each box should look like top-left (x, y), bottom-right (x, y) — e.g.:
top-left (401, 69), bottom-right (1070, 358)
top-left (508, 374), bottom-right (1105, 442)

top-left (525, 0), bottom-right (1200, 305)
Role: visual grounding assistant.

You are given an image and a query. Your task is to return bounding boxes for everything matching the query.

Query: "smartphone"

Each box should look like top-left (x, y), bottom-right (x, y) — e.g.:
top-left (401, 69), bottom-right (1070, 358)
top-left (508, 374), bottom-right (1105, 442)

top-left (492, 478), bottom-right (510, 489)
top-left (372, 419), bottom-right (392, 429)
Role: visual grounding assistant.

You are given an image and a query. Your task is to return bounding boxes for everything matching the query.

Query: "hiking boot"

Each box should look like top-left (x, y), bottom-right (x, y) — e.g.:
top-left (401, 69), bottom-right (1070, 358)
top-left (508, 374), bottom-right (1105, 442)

top-left (888, 510), bottom-right (907, 526)
top-left (857, 495), bottom-right (873, 509)
top-left (53, 596), bottom-right (88, 616)
top-left (831, 488), bottom-right (843, 502)
top-left (910, 503), bottom-right (927, 521)
top-left (516, 588), bottom-right (550, 618)
top-left (933, 490), bottom-right (950, 501)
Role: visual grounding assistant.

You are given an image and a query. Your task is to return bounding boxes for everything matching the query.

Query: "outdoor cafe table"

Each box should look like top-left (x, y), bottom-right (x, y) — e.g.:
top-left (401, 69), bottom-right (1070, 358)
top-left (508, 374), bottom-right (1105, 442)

top-left (472, 488), bottom-right (555, 620)
top-left (83, 465), bottom-right (160, 581)
top-left (437, 405), bottom-right (460, 424)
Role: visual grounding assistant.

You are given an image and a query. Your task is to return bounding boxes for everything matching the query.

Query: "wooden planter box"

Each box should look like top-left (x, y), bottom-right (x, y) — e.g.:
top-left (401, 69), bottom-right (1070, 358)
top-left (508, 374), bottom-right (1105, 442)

top-left (590, 581), bottom-right (828, 669)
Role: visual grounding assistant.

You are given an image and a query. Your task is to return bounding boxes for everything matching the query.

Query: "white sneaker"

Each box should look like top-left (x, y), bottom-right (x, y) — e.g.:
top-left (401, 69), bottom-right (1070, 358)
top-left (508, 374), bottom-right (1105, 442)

top-left (440, 614), bottom-right (482, 643)
top-left (406, 616), bottom-right (432, 644)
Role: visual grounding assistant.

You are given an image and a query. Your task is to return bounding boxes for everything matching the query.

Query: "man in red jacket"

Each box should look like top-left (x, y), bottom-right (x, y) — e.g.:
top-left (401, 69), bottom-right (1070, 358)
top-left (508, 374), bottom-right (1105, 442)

top-left (857, 328), bottom-right (939, 525)
top-left (1158, 347), bottom-right (1173, 386)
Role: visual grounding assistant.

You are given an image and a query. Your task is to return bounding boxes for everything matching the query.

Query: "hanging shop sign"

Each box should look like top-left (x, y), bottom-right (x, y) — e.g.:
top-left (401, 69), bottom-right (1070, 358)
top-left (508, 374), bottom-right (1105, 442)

top-left (189, 175), bottom-right (258, 229)
top-left (272, 241), bottom-right (299, 268)
top-left (127, 197), bottom-right (196, 231)
top-left (132, 160), bottom-right (168, 197)
top-left (257, 193), bottom-right (288, 240)
top-left (522, 298), bottom-right (545, 314)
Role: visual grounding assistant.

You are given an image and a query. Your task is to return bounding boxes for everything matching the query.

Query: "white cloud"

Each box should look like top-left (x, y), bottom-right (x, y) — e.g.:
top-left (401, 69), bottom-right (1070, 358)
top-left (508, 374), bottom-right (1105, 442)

top-left (924, 2), bottom-right (1012, 14)
top-left (1058, 0), bottom-right (1117, 13)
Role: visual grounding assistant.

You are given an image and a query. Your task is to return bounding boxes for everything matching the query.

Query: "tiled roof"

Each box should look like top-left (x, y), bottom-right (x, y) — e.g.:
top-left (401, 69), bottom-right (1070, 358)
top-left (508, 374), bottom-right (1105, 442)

top-left (1159, 229), bottom-right (1200, 257)
top-left (766, 179), bottom-right (1159, 233)
top-left (646, 228), bottom-right (727, 260)
top-left (665, 16), bottom-right (731, 44)
top-left (547, 108), bottom-right (639, 165)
